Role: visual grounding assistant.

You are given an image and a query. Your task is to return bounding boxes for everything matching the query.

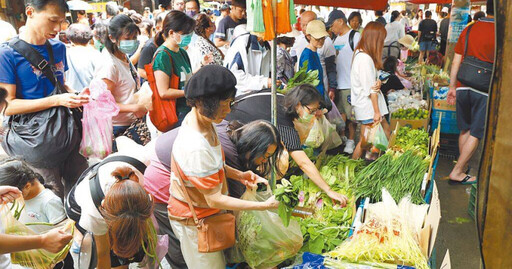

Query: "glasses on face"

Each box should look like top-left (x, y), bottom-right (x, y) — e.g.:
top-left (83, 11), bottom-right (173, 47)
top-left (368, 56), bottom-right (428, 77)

top-left (305, 105), bottom-right (320, 114)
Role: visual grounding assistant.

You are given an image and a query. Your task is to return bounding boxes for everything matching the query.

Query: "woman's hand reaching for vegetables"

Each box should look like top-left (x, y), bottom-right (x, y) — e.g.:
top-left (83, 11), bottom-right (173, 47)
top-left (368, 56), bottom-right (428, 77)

top-left (327, 190), bottom-right (348, 208)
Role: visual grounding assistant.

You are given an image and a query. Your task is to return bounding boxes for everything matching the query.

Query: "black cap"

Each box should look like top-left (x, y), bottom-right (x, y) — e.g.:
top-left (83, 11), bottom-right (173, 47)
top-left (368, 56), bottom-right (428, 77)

top-left (185, 65), bottom-right (237, 99)
top-left (326, 9), bottom-right (346, 28)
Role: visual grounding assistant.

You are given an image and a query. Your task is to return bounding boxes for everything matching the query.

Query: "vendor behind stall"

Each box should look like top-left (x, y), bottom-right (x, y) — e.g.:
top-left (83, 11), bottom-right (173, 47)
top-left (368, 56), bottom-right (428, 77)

top-left (225, 85), bottom-right (348, 206)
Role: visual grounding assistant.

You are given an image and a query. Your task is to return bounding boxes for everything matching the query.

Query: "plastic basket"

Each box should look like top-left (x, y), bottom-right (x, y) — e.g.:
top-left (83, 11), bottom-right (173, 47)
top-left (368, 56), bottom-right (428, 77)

top-left (468, 184), bottom-right (477, 219)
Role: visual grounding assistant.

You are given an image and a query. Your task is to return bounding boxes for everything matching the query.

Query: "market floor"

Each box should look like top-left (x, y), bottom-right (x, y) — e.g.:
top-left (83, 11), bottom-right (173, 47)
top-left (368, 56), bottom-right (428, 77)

top-left (433, 154), bottom-right (482, 269)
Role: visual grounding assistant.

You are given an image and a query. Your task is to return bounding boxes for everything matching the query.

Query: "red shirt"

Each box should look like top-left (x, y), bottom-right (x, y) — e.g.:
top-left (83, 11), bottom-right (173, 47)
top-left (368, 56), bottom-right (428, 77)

top-left (455, 18), bottom-right (495, 63)
top-left (454, 18), bottom-right (495, 87)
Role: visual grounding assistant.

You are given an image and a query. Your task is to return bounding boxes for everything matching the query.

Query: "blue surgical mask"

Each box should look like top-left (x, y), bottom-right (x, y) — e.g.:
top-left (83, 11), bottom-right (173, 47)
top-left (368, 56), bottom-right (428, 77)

top-left (118, 40), bottom-right (139, 55)
top-left (178, 33), bottom-right (193, 48)
top-left (185, 10), bottom-right (197, 18)
top-left (94, 39), bottom-right (104, 51)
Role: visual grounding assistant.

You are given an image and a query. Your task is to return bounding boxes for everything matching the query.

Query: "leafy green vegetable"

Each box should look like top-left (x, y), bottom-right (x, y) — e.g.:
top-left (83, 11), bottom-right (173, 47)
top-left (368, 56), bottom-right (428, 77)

top-left (293, 155), bottom-right (365, 254)
top-left (274, 178), bottom-right (299, 227)
top-left (279, 60), bottom-right (320, 94)
top-left (352, 150), bottom-right (430, 204)
top-left (394, 126), bottom-right (429, 156)
top-left (392, 108), bottom-right (429, 120)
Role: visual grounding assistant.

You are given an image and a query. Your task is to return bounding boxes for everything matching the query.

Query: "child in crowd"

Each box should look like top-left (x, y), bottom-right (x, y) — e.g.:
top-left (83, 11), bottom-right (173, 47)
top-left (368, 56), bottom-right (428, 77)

top-left (300, 20), bottom-right (330, 97)
top-left (0, 158), bottom-right (67, 233)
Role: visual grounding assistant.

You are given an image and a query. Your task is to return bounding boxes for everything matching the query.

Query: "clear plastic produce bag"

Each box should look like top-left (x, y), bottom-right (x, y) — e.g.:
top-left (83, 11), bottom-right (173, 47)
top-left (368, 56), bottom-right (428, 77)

top-left (0, 200), bottom-right (74, 269)
top-left (362, 123), bottom-right (389, 151)
top-left (236, 190), bottom-right (303, 269)
top-left (319, 115), bottom-right (343, 151)
top-left (79, 80), bottom-right (120, 159)
top-left (305, 119), bottom-right (324, 148)
top-left (372, 124), bottom-right (389, 151)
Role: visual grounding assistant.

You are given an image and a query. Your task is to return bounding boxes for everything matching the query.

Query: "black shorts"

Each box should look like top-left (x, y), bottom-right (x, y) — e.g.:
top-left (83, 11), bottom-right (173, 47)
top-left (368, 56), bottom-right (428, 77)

top-left (456, 89), bottom-right (488, 139)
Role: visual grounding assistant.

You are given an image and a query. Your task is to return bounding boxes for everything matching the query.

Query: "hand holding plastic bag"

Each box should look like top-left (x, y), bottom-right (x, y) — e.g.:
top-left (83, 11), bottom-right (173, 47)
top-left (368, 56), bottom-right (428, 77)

top-left (236, 189), bottom-right (303, 269)
top-left (0, 200), bottom-right (74, 269)
top-left (79, 79), bottom-right (120, 159)
top-left (361, 123), bottom-right (389, 151)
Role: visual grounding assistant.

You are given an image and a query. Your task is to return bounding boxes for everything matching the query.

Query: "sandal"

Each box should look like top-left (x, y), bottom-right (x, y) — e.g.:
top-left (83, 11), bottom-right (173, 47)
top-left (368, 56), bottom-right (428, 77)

top-left (449, 174), bottom-right (477, 185)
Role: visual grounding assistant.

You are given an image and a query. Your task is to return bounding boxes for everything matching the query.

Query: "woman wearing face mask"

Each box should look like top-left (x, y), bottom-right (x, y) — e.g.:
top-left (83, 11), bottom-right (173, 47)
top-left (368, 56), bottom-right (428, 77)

top-left (184, 0), bottom-right (200, 19)
top-left (225, 85), bottom-right (349, 207)
top-left (94, 14), bottom-right (148, 144)
top-left (153, 11), bottom-right (209, 127)
top-left (92, 20), bottom-right (108, 52)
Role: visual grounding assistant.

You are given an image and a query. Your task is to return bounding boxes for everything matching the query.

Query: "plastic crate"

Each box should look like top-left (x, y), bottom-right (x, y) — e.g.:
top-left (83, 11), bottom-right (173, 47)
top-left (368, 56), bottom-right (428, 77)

top-left (437, 133), bottom-right (460, 159)
top-left (468, 184), bottom-right (477, 219)
top-left (432, 116), bottom-right (460, 134)
top-left (431, 109), bottom-right (457, 122)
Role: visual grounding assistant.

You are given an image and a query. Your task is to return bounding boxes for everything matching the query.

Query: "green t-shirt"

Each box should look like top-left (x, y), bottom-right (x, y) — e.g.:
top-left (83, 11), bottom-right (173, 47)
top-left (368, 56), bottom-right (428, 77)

top-left (152, 46), bottom-right (192, 113)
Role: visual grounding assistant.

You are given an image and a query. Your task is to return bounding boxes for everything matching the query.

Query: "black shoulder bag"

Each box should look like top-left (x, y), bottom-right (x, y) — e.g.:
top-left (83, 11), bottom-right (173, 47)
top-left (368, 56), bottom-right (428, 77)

top-left (456, 24), bottom-right (494, 93)
top-left (2, 38), bottom-right (82, 168)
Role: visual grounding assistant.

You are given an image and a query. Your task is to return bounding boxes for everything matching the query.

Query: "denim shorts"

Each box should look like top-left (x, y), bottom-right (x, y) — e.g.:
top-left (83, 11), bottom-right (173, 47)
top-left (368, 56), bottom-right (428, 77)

top-left (359, 118), bottom-right (374, 125)
top-left (420, 41), bottom-right (436, 52)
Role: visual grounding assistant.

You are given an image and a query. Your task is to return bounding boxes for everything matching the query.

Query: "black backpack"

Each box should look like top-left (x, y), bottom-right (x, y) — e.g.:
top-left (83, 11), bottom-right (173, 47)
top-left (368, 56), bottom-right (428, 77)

top-left (65, 155), bottom-right (147, 230)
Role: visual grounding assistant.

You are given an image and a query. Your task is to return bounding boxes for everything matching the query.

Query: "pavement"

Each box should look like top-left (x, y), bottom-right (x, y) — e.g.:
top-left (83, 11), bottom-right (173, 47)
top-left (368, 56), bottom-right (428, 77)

top-left (433, 144), bottom-right (482, 269)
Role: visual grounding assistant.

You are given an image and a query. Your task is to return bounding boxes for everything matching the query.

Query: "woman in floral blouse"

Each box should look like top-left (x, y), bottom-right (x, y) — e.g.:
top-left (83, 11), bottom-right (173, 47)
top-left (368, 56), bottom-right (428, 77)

top-left (189, 14), bottom-right (224, 70)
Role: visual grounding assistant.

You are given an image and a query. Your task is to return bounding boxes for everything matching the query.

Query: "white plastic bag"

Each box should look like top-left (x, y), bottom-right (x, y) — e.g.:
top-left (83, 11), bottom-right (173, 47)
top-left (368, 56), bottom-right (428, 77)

top-left (319, 115), bottom-right (343, 151)
top-left (305, 119), bottom-right (324, 148)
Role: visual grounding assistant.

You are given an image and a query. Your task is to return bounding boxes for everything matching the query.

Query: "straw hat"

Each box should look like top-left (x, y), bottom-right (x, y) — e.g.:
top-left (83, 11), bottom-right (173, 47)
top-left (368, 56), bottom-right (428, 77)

top-left (398, 35), bottom-right (415, 50)
top-left (306, 20), bottom-right (329, 39)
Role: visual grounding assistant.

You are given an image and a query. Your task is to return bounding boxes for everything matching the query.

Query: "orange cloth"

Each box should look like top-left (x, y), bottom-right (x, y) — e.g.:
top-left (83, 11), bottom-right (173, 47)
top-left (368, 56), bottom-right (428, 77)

top-left (262, 0), bottom-right (275, 41)
top-left (276, 0), bottom-right (292, 34)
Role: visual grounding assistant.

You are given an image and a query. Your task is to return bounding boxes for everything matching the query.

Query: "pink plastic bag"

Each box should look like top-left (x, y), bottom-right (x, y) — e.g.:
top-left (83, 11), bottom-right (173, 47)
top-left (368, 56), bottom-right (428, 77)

top-left (79, 80), bottom-right (119, 159)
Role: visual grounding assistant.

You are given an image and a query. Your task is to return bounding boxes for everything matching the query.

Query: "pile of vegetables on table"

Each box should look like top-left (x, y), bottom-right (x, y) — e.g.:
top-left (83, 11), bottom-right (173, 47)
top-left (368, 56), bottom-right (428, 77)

top-left (289, 154), bottom-right (365, 254)
top-left (325, 190), bottom-right (430, 269)
top-left (393, 126), bottom-right (430, 157)
top-left (392, 108), bottom-right (429, 120)
top-left (351, 150), bottom-right (430, 205)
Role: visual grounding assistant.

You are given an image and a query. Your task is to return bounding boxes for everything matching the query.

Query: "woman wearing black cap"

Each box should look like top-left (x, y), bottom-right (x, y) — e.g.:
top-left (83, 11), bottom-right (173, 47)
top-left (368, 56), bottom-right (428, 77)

top-left (226, 85), bottom-right (349, 206)
top-left (167, 65), bottom-right (279, 268)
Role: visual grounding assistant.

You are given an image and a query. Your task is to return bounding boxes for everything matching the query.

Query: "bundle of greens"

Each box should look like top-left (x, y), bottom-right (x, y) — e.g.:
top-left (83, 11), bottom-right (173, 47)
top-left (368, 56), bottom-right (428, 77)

top-left (291, 155), bottom-right (365, 254)
top-left (394, 127), bottom-right (430, 156)
top-left (352, 150), bottom-right (430, 204)
top-left (274, 178), bottom-right (299, 227)
top-left (279, 60), bottom-right (320, 94)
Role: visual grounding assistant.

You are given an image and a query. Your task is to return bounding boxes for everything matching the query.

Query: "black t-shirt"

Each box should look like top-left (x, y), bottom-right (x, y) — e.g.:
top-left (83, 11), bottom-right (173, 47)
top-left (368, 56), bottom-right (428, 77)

top-left (418, 19), bottom-right (438, 42)
top-left (376, 17), bottom-right (387, 26)
top-left (214, 15), bottom-right (246, 43)
top-left (381, 74), bottom-right (405, 106)
top-left (138, 38), bottom-right (158, 70)
top-left (225, 90), bottom-right (302, 152)
top-left (440, 18), bottom-right (450, 40)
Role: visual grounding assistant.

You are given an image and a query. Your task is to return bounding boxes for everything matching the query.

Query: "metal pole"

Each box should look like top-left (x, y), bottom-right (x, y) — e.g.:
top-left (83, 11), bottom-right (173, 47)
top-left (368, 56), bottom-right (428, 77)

top-left (270, 0), bottom-right (278, 190)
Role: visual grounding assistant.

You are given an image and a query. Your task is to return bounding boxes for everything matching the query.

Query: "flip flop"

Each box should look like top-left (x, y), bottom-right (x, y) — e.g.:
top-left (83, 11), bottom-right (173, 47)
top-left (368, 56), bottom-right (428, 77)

top-left (449, 174), bottom-right (477, 185)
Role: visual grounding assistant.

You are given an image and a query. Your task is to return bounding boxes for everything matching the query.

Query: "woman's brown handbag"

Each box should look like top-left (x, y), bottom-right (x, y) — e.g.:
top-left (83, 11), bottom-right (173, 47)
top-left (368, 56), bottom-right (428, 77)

top-left (171, 157), bottom-right (235, 253)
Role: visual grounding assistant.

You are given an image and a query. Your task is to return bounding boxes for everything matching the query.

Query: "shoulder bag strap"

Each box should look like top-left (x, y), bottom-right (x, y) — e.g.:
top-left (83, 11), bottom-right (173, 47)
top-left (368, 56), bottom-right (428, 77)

top-left (89, 155), bottom-right (148, 211)
top-left (171, 155), bottom-right (200, 226)
top-left (152, 47), bottom-right (176, 87)
top-left (463, 24), bottom-right (474, 57)
top-left (349, 30), bottom-right (356, 51)
top-left (126, 56), bottom-right (140, 92)
top-left (8, 38), bottom-right (64, 93)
